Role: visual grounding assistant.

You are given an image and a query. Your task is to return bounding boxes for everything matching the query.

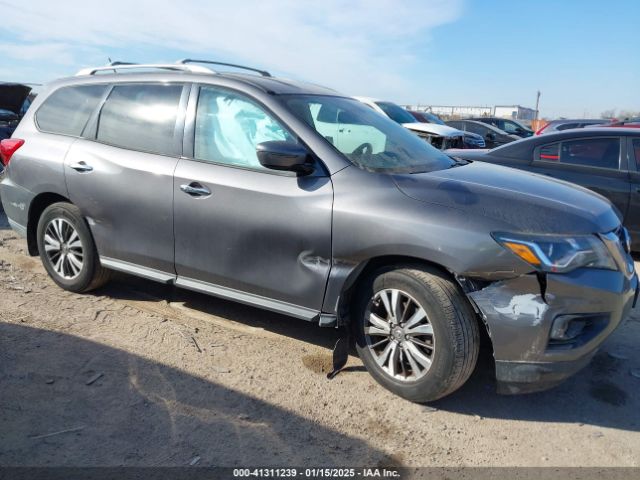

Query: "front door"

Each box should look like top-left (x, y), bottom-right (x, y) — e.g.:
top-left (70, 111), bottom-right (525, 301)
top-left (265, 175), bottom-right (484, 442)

top-left (173, 85), bottom-right (333, 318)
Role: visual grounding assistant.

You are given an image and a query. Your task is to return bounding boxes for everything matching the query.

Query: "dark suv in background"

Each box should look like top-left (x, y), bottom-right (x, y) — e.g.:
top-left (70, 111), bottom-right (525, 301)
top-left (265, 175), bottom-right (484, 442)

top-left (446, 119), bottom-right (520, 148)
top-left (470, 116), bottom-right (534, 138)
top-left (1, 61), bottom-right (636, 402)
top-left (0, 83), bottom-right (33, 142)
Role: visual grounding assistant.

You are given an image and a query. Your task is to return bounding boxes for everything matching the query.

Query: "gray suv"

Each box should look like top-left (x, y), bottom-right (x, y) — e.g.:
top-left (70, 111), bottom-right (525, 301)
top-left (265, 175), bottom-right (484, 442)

top-left (1, 60), bottom-right (637, 402)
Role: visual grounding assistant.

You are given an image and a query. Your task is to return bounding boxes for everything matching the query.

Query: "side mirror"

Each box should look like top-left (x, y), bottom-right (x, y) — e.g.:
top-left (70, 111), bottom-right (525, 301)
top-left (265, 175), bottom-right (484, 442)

top-left (515, 127), bottom-right (524, 133)
top-left (256, 141), bottom-right (314, 175)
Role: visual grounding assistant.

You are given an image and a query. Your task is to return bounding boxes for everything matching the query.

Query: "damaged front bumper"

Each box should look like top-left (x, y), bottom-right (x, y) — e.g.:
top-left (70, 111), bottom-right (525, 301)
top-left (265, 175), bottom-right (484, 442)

top-left (468, 267), bottom-right (638, 394)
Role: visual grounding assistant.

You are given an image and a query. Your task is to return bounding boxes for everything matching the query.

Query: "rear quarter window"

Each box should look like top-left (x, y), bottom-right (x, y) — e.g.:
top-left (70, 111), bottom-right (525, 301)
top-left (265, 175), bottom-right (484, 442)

top-left (36, 85), bottom-right (107, 136)
top-left (537, 142), bottom-right (560, 161)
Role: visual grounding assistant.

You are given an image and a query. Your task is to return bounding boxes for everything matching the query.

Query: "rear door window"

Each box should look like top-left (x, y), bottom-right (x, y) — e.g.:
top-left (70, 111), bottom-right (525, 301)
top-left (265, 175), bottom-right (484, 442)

top-left (465, 122), bottom-right (488, 136)
top-left (36, 85), bottom-right (107, 136)
top-left (96, 83), bottom-right (183, 155)
top-left (537, 138), bottom-right (620, 169)
top-left (560, 138), bottom-right (620, 169)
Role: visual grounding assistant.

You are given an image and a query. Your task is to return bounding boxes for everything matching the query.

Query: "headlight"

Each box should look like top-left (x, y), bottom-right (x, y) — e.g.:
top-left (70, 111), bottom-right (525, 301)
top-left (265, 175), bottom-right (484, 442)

top-left (492, 232), bottom-right (617, 273)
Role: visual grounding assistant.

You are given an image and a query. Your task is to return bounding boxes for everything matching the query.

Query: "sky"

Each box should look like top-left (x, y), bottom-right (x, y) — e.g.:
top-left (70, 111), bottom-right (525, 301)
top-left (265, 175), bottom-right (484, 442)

top-left (0, 0), bottom-right (637, 118)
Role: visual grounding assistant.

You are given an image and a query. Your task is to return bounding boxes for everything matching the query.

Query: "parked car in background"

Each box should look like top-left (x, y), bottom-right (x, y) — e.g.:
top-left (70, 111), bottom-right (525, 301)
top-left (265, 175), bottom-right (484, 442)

top-left (447, 128), bottom-right (640, 250)
top-left (0, 83), bottom-right (32, 141)
top-left (535, 119), bottom-right (609, 135)
top-left (408, 110), bottom-right (485, 149)
top-left (446, 119), bottom-right (519, 148)
top-left (601, 118), bottom-right (640, 129)
top-left (2, 61), bottom-right (637, 402)
top-left (470, 117), bottom-right (534, 138)
top-left (354, 97), bottom-right (465, 150)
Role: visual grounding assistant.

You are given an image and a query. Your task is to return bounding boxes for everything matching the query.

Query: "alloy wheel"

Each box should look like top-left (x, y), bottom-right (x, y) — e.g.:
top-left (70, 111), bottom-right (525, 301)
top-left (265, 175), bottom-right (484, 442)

top-left (364, 288), bottom-right (435, 381)
top-left (43, 218), bottom-right (84, 280)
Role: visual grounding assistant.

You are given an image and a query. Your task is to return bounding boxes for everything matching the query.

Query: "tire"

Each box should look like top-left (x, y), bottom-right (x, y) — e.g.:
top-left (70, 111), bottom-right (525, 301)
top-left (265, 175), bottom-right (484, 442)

top-left (36, 202), bottom-right (111, 293)
top-left (353, 265), bottom-right (479, 402)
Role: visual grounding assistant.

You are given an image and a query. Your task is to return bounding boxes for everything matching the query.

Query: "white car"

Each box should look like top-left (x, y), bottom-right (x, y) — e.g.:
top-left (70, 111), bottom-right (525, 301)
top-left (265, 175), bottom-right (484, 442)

top-left (354, 97), bottom-right (465, 150)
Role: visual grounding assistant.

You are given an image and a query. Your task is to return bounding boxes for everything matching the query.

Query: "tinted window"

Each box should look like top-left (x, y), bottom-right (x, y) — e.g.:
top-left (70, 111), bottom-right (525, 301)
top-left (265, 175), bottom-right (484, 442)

top-left (538, 142), bottom-right (560, 161)
top-left (96, 84), bottom-right (182, 155)
top-left (465, 122), bottom-right (489, 136)
top-left (556, 123), bottom-right (580, 131)
top-left (421, 112), bottom-right (445, 125)
top-left (375, 102), bottom-right (417, 124)
top-left (560, 138), bottom-right (620, 169)
top-left (194, 86), bottom-right (295, 170)
top-left (286, 95), bottom-right (455, 173)
top-left (632, 139), bottom-right (640, 170)
top-left (447, 121), bottom-right (464, 130)
top-left (501, 120), bottom-right (522, 133)
top-left (36, 85), bottom-right (106, 136)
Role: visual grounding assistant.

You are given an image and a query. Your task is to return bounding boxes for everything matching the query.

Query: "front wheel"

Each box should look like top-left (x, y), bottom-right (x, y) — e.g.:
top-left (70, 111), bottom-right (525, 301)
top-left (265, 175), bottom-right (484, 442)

top-left (36, 202), bottom-right (110, 293)
top-left (353, 266), bottom-right (479, 402)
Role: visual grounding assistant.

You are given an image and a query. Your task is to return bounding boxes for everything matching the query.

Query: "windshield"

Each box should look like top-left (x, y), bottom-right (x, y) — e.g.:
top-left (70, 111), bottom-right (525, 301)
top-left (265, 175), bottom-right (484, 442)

top-left (421, 112), bottom-right (445, 125)
top-left (375, 101), bottom-right (417, 124)
top-left (504, 120), bottom-right (531, 133)
top-left (284, 95), bottom-right (456, 173)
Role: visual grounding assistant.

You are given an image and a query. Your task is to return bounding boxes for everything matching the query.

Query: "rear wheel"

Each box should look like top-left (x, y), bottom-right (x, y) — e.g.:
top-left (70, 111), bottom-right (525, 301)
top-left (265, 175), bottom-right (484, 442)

top-left (36, 202), bottom-right (110, 292)
top-left (353, 266), bottom-right (479, 402)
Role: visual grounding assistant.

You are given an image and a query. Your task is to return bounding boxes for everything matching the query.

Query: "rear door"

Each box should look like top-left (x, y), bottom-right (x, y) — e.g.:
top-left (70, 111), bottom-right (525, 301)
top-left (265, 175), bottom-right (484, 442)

top-left (173, 84), bottom-right (332, 317)
top-left (529, 136), bottom-right (630, 219)
top-left (65, 82), bottom-right (188, 276)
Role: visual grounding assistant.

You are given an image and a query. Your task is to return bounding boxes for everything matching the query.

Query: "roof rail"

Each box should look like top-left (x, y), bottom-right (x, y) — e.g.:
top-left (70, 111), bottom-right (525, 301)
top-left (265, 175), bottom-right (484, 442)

top-left (177, 59), bottom-right (271, 77)
top-left (75, 61), bottom-right (214, 76)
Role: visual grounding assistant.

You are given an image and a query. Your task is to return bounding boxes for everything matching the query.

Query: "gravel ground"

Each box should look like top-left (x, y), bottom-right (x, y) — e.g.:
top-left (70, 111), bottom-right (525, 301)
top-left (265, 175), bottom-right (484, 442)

top-left (1, 207), bottom-right (640, 468)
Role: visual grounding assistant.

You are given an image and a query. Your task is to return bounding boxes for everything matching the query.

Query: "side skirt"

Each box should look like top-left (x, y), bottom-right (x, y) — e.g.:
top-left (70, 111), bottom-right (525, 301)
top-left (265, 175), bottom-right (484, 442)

top-left (99, 256), bottom-right (322, 322)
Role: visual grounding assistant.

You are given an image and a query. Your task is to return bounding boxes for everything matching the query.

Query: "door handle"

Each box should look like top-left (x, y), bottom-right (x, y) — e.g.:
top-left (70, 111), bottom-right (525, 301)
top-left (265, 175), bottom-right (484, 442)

top-left (68, 161), bottom-right (93, 172)
top-left (180, 182), bottom-right (211, 197)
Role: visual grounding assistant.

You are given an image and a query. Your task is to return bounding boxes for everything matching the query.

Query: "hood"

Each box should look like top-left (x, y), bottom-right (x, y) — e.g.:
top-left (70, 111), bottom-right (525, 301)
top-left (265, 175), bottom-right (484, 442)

top-left (402, 122), bottom-right (464, 138)
top-left (0, 83), bottom-right (31, 114)
top-left (393, 161), bottom-right (620, 235)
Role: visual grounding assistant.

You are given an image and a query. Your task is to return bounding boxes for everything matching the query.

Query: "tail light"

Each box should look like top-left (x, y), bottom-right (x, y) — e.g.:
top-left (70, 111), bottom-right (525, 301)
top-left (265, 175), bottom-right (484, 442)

top-left (0, 138), bottom-right (24, 166)
top-left (535, 123), bottom-right (550, 135)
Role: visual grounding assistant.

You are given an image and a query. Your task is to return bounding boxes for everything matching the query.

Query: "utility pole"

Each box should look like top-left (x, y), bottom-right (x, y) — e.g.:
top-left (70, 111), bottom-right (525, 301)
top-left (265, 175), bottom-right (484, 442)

top-left (534, 90), bottom-right (541, 121)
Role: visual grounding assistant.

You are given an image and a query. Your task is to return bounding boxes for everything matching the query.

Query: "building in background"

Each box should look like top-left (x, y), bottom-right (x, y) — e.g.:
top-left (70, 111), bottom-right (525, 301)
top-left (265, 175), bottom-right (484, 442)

top-left (406, 105), bottom-right (493, 118)
top-left (405, 104), bottom-right (536, 121)
top-left (493, 105), bottom-right (536, 120)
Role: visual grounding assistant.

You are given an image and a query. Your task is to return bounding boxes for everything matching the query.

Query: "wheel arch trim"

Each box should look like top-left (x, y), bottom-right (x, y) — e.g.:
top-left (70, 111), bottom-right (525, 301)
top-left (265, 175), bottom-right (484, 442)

top-left (26, 192), bottom-right (72, 256)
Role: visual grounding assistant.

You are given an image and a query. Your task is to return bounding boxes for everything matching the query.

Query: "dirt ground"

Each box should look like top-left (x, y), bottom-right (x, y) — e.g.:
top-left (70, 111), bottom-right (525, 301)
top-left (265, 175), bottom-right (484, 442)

top-left (1, 206), bottom-right (639, 469)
